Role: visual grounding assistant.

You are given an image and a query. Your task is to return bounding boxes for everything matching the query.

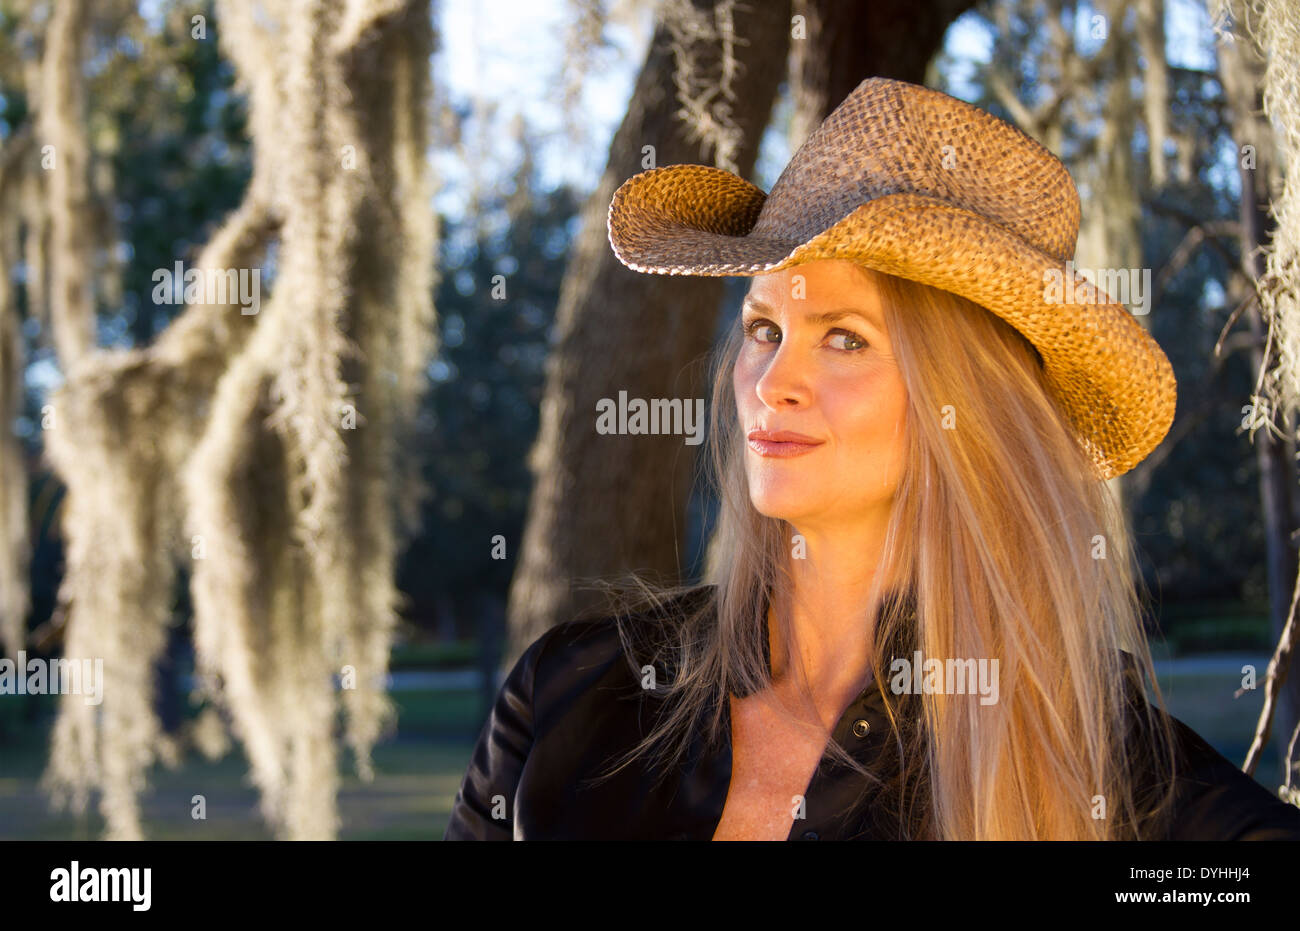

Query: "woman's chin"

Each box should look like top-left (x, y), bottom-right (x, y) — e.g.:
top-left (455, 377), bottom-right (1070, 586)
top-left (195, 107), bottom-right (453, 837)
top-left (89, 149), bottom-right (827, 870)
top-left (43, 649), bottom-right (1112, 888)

top-left (748, 493), bottom-right (815, 524)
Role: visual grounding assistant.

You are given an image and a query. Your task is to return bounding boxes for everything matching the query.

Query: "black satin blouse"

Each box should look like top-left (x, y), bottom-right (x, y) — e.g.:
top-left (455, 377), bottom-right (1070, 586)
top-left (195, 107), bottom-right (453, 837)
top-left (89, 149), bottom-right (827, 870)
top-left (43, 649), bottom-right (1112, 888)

top-left (443, 586), bottom-right (1300, 841)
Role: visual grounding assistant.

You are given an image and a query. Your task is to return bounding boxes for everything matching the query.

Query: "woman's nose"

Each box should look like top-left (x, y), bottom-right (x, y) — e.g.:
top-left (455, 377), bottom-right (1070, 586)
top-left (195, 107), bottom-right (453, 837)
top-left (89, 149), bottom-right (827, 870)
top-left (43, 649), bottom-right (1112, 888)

top-left (753, 343), bottom-right (811, 409)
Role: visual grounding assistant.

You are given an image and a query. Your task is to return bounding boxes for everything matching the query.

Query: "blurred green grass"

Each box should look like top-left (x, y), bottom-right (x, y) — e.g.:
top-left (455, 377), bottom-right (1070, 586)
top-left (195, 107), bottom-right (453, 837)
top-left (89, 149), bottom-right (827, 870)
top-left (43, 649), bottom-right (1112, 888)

top-left (390, 640), bottom-right (479, 670)
top-left (1153, 606), bottom-right (1273, 656)
top-left (0, 687), bottom-right (483, 840)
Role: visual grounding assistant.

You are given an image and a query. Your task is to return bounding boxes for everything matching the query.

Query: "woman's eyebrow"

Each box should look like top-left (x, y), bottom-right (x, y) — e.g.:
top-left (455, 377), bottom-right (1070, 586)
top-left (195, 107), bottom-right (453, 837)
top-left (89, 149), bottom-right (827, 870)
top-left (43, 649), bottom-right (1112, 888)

top-left (742, 296), bottom-right (880, 331)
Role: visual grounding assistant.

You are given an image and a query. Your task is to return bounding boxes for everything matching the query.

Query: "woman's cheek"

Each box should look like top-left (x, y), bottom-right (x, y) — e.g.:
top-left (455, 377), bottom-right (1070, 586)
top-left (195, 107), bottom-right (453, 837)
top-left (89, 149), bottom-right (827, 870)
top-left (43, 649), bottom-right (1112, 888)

top-left (733, 356), bottom-right (760, 405)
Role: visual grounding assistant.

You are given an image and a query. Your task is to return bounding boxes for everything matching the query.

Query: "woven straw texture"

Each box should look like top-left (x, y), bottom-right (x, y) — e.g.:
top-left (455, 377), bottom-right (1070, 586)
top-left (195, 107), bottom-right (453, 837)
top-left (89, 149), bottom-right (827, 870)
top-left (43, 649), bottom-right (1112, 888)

top-left (607, 77), bottom-right (1176, 480)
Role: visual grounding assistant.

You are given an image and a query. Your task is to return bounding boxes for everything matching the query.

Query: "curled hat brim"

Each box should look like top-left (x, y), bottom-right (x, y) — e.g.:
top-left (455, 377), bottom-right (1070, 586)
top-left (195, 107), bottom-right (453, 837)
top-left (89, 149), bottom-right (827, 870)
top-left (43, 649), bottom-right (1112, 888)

top-left (607, 163), bottom-right (1177, 481)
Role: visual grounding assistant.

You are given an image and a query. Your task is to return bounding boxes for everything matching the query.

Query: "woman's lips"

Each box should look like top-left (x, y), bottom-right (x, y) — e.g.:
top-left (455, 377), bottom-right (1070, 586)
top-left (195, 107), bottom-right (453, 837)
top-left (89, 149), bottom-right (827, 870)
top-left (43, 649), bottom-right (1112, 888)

top-left (746, 430), bottom-right (824, 458)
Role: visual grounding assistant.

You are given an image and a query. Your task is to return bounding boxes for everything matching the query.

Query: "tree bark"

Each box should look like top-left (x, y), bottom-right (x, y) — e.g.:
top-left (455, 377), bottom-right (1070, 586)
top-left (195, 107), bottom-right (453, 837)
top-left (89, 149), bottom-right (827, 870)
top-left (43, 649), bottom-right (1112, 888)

top-left (788, 0), bottom-right (979, 149)
top-left (505, 0), bottom-right (792, 662)
top-left (1136, 0), bottom-right (1169, 187)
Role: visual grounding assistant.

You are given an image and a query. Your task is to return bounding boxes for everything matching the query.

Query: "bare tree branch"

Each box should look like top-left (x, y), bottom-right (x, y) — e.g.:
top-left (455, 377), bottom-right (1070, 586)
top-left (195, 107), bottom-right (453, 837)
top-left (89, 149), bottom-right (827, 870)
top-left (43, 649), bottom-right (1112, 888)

top-left (1243, 557), bottom-right (1300, 776)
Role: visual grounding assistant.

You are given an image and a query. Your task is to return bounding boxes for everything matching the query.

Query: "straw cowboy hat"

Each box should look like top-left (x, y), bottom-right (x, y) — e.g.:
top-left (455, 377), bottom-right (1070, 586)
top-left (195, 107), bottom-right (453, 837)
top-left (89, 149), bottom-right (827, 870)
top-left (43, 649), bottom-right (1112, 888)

top-left (606, 76), bottom-right (1176, 481)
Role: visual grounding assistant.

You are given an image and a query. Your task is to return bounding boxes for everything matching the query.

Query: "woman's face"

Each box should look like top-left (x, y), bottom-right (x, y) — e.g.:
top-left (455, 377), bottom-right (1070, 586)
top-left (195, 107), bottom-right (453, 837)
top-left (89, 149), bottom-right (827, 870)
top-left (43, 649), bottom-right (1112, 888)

top-left (733, 259), bottom-right (908, 535)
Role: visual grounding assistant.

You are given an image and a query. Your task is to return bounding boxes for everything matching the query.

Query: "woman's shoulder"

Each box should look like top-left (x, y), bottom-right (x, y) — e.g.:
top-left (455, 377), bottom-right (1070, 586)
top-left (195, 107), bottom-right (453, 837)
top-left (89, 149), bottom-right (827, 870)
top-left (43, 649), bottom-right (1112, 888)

top-left (523, 583), bottom-right (716, 697)
top-left (1157, 711), bottom-right (1300, 840)
top-left (1118, 650), bottom-right (1300, 840)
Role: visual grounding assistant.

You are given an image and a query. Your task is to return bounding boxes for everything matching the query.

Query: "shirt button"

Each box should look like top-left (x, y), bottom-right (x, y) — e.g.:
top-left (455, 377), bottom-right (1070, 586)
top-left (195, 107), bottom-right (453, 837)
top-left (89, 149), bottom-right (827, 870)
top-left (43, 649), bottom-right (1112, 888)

top-left (802, 831), bottom-right (820, 841)
top-left (851, 718), bottom-right (871, 738)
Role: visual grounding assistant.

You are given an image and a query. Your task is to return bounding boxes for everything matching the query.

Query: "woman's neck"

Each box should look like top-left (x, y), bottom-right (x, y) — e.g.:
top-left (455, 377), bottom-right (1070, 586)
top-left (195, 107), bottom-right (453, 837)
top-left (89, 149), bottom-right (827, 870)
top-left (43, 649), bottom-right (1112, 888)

top-left (770, 519), bottom-right (896, 728)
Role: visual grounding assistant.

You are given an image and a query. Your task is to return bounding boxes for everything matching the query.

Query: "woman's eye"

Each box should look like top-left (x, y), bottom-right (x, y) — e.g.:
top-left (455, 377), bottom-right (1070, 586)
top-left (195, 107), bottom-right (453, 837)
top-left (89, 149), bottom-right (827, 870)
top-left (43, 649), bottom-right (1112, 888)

top-left (744, 320), bottom-right (781, 344)
top-left (828, 329), bottom-right (868, 351)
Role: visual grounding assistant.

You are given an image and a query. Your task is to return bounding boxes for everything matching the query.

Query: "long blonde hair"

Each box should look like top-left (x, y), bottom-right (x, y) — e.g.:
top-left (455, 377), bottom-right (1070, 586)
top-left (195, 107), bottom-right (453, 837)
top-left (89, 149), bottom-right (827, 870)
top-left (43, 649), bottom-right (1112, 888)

top-left (594, 262), bottom-right (1180, 840)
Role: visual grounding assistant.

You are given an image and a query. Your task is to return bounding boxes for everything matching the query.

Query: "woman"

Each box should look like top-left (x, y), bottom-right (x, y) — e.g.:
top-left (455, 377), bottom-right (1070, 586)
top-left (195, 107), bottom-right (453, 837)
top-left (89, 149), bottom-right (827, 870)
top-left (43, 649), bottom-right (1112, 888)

top-left (444, 77), bottom-right (1300, 840)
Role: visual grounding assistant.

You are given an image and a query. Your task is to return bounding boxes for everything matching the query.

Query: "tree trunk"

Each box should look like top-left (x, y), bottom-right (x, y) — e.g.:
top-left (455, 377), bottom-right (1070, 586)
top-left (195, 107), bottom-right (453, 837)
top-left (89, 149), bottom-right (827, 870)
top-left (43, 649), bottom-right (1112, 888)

top-left (505, 0), bottom-right (792, 661)
top-left (788, 0), bottom-right (979, 148)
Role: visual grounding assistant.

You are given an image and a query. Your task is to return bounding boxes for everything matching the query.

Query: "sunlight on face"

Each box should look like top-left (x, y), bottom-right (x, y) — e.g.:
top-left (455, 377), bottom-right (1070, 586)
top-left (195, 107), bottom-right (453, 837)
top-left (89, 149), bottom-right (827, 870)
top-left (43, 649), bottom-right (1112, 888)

top-left (732, 259), bottom-right (909, 535)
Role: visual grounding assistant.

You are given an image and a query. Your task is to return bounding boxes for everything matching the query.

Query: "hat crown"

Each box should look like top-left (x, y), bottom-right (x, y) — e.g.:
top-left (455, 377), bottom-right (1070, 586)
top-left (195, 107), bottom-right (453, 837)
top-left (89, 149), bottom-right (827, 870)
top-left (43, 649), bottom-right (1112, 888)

top-left (750, 78), bottom-right (1080, 264)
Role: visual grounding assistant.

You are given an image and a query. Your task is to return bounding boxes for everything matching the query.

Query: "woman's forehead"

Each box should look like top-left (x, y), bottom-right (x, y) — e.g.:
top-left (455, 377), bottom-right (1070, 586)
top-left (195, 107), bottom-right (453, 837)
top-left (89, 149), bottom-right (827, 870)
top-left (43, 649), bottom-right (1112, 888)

top-left (746, 259), bottom-right (882, 296)
top-left (743, 263), bottom-right (887, 327)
